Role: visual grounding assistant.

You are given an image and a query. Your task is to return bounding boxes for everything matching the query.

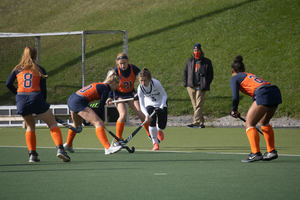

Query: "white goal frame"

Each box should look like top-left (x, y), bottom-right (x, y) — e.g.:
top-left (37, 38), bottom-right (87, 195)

top-left (0, 30), bottom-right (128, 88)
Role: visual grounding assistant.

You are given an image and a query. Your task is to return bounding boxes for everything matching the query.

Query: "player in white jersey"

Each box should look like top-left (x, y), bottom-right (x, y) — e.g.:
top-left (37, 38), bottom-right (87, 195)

top-left (137, 68), bottom-right (168, 151)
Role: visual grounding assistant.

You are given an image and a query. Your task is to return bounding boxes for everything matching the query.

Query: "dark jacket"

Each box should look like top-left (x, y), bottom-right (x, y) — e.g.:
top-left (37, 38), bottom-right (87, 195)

top-left (183, 52), bottom-right (214, 91)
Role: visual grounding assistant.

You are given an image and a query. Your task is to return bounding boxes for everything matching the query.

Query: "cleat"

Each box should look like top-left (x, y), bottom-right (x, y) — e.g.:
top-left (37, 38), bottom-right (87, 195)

top-left (157, 130), bottom-right (164, 141)
top-left (186, 124), bottom-right (205, 128)
top-left (57, 145), bottom-right (71, 162)
top-left (148, 135), bottom-right (152, 140)
top-left (105, 145), bottom-right (122, 155)
top-left (29, 151), bottom-right (40, 163)
top-left (152, 143), bottom-right (159, 151)
top-left (63, 143), bottom-right (74, 153)
top-left (263, 150), bottom-right (278, 161)
top-left (242, 152), bottom-right (263, 163)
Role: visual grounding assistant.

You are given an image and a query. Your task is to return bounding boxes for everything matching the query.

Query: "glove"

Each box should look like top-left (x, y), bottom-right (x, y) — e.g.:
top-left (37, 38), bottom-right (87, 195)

top-left (230, 110), bottom-right (240, 118)
top-left (154, 108), bottom-right (163, 114)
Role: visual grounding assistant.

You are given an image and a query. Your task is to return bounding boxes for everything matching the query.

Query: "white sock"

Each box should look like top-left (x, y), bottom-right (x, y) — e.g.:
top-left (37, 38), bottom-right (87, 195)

top-left (149, 126), bottom-right (159, 144)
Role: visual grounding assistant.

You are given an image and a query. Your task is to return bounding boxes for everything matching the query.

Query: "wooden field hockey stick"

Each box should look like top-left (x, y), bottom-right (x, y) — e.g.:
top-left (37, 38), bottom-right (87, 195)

top-left (123, 111), bottom-right (156, 144)
top-left (237, 116), bottom-right (264, 135)
top-left (104, 126), bottom-right (135, 153)
top-left (55, 117), bottom-right (83, 133)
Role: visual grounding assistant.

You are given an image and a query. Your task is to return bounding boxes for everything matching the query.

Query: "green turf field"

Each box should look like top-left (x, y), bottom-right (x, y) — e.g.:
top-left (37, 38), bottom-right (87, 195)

top-left (0, 126), bottom-right (299, 200)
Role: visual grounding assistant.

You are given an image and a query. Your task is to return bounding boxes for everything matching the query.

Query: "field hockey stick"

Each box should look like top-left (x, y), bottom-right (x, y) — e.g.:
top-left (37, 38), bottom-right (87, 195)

top-left (55, 117), bottom-right (83, 133)
top-left (111, 98), bottom-right (134, 103)
top-left (104, 127), bottom-right (135, 153)
top-left (237, 116), bottom-right (264, 135)
top-left (124, 111), bottom-right (156, 144)
top-left (111, 95), bottom-right (138, 104)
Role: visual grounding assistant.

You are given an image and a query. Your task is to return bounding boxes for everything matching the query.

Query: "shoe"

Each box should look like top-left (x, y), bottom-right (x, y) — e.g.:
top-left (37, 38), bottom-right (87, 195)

top-left (242, 152), bottom-right (263, 163)
top-left (263, 150), bottom-right (278, 161)
top-left (105, 145), bottom-right (122, 155)
top-left (63, 143), bottom-right (74, 153)
top-left (148, 135), bottom-right (152, 140)
top-left (152, 143), bottom-right (159, 151)
top-left (56, 145), bottom-right (71, 162)
top-left (29, 151), bottom-right (40, 163)
top-left (157, 131), bottom-right (164, 141)
top-left (186, 124), bottom-right (205, 128)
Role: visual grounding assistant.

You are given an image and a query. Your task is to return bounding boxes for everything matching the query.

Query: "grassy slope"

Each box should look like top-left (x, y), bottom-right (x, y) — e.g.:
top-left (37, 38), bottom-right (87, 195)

top-left (0, 0), bottom-right (299, 118)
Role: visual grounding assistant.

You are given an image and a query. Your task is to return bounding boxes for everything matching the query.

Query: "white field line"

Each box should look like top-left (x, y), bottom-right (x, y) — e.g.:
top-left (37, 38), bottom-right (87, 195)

top-left (0, 145), bottom-right (299, 157)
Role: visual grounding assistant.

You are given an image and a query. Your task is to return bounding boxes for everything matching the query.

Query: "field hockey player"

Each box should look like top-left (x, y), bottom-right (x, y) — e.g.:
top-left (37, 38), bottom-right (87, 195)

top-left (230, 55), bottom-right (282, 163)
top-left (137, 68), bottom-right (168, 151)
top-left (106, 53), bottom-right (151, 143)
top-left (64, 70), bottom-right (122, 155)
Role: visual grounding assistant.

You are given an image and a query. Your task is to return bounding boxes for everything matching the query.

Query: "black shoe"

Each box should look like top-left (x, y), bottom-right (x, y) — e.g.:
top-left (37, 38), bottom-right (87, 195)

top-left (242, 152), bottom-right (263, 163)
top-left (186, 124), bottom-right (205, 128)
top-left (29, 150), bottom-right (40, 163)
top-left (263, 150), bottom-right (278, 161)
top-left (56, 145), bottom-right (71, 162)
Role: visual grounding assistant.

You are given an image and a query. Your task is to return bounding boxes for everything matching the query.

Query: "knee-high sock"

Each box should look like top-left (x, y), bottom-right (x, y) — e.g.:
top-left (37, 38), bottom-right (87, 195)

top-left (246, 127), bottom-right (260, 154)
top-left (261, 124), bottom-right (275, 153)
top-left (50, 127), bottom-right (63, 146)
top-left (116, 121), bottom-right (125, 140)
top-left (149, 126), bottom-right (159, 144)
top-left (25, 131), bottom-right (36, 151)
top-left (66, 129), bottom-right (77, 147)
top-left (143, 121), bottom-right (151, 137)
top-left (95, 127), bottom-right (110, 149)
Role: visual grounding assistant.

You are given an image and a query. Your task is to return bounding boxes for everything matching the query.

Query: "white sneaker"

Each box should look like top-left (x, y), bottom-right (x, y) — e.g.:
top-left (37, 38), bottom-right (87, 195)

top-left (105, 145), bottom-right (122, 155)
top-left (110, 140), bottom-right (122, 147)
top-left (63, 143), bottom-right (74, 153)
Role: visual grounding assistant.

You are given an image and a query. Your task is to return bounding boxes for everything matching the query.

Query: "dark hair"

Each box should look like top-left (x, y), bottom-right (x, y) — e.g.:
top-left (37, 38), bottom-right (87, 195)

top-left (138, 68), bottom-right (152, 80)
top-left (231, 55), bottom-right (245, 73)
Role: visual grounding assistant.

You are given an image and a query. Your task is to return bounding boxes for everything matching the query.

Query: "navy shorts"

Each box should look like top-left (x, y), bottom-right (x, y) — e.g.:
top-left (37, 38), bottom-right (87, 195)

top-left (16, 92), bottom-right (50, 117)
top-left (68, 92), bottom-right (89, 113)
top-left (254, 85), bottom-right (282, 108)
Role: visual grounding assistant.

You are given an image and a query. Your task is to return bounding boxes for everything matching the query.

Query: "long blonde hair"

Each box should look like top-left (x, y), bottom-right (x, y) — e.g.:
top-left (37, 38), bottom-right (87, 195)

top-left (13, 46), bottom-right (47, 78)
top-left (105, 69), bottom-right (120, 84)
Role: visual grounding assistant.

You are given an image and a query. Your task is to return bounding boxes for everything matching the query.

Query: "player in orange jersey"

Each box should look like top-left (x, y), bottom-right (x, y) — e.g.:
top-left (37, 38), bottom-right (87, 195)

top-left (6, 46), bottom-right (70, 163)
top-left (106, 53), bottom-right (150, 143)
top-left (64, 70), bottom-right (122, 155)
top-left (230, 55), bottom-right (282, 163)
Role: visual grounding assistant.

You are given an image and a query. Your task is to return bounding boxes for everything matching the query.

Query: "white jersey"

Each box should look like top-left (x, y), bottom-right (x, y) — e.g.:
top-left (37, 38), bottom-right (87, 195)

top-left (137, 78), bottom-right (167, 116)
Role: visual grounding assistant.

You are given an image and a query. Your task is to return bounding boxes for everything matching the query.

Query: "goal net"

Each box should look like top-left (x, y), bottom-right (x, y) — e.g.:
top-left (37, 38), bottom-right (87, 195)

top-left (0, 30), bottom-right (128, 105)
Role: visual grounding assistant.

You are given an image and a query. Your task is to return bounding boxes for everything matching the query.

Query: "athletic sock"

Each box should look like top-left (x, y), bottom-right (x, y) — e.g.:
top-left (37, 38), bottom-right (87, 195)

top-left (25, 131), bottom-right (36, 151)
top-left (261, 124), bottom-right (275, 153)
top-left (143, 121), bottom-right (151, 137)
top-left (50, 127), bottom-right (63, 146)
top-left (95, 127), bottom-right (110, 149)
top-left (149, 126), bottom-right (159, 144)
top-left (66, 129), bottom-right (77, 147)
top-left (246, 127), bottom-right (260, 154)
top-left (116, 121), bottom-right (125, 140)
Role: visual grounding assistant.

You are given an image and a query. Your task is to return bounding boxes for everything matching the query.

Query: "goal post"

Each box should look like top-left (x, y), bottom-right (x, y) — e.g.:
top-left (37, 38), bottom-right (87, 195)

top-left (0, 30), bottom-right (128, 105)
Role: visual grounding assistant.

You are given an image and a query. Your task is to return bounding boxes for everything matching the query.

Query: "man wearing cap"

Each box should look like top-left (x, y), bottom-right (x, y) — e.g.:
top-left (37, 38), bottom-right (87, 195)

top-left (183, 43), bottom-right (214, 128)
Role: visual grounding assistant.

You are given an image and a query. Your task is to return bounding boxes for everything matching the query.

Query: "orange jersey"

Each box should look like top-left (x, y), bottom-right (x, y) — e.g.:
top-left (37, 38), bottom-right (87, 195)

top-left (77, 82), bottom-right (108, 102)
top-left (16, 70), bottom-right (41, 93)
top-left (239, 73), bottom-right (270, 97)
top-left (117, 64), bottom-right (136, 93)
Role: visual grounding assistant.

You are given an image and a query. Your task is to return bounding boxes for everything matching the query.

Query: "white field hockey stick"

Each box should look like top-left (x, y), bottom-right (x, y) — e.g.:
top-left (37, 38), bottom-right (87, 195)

top-left (104, 126), bottom-right (135, 153)
top-left (55, 117), bottom-right (83, 133)
top-left (111, 96), bottom-right (138, 104)
top-left (124, 111), bottom-right (156, 144)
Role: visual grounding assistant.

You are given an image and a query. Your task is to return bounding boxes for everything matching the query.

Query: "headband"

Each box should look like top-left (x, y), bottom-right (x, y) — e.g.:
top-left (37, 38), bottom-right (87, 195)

top-left (117, 56), bottom-right (128, 61)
